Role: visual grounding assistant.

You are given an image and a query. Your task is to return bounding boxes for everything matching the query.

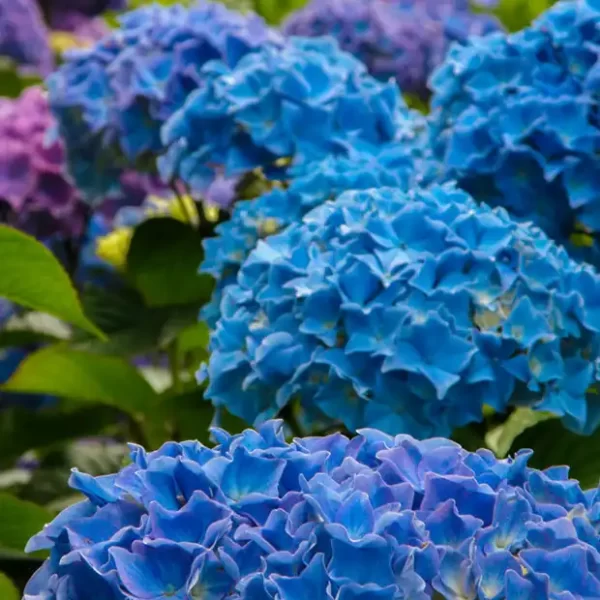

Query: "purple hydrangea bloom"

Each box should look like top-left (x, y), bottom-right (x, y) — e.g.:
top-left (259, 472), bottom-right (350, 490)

top-left (283, 0), bottom-right (502, 98)
top-left (204, 184), bottom-right (600, 437)
top-left (47, 1), bottom-right (282, 203)
top-left (0, 0), bottom-right (53, 76)
top-left (0, 87), bottom-right (87, 239)
top-left (24, 420), bottom-right (600, 600)
top-left (428, 0), bottom-right (600, 265)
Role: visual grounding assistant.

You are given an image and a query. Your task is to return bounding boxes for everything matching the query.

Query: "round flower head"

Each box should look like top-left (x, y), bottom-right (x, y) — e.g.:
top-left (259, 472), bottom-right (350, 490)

top-left (201, 135), bottom-right (438, 327)
top-left (24, 419), bottom-right (600, 600)
top-left (204, 184), bottom-right (600, 437)
top-left (428, 0), bottom-right (600, 265)
top-left (283, 0), bottom-right (501, 98)
top-left (160, 36), bottom-right (412, 194)
top-left (0, 0), bottom-right (53, 76)
top-left (0, 87), bottom-right (88, 239)
top-left (47, 1), bottom-right (281, 202)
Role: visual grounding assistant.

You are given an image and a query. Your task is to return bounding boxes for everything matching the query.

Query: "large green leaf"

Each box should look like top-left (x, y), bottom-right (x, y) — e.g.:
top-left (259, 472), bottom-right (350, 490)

top-left (126, 218), bottom-right (214, 307)
top-left (511, 419), bottom-right (600, 490)
top-left (1, 347), bottom-right (160, 418)
top-left (0, 226), bottom-right (103, 337)
top-left (73, 284), bottom-right (199, 356)
top-left (0, 571), bottom-right (19, 600)
top-left (0, 494), bottom-right (52, 553)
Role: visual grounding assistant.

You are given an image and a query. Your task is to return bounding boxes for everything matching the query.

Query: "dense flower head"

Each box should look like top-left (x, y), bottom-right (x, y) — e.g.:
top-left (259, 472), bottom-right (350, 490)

top-left (283, 0), bottom-right (502, 98)
top-left (428, 0), bottom-right (600, 265)
top-left (0, 0), bottom-right (53, 75)
top-left (201, 136), bottom-right (438, 327)
top-left (203, 184), bottom-right (600, 438)
top-left (159, 36), bottom-right (414, 193)
top-left (0, 87), bottom-right (88, 239)
top-left (47, 1), bottom-right (281, 202)
top-left (24, 419), bottom-right (600, 600)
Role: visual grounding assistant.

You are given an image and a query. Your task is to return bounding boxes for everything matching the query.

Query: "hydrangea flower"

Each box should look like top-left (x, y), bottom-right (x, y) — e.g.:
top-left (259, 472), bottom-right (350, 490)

top-left (47, 1), bottom-right (281, 202)
top-left (428, 0), bottom-right (600, 265)
top-left (0, 87), bottom-right (87, 239)
top-left (160, 36), bottom-right (414, 193)
top-left (283, 0), bottom-right (502, 98)
top-left (203, 184), bottom-right (600, 437)
top-left (201, 136), bottom-right (438, 327)
top-left (24, 419), bottom-right (600, 600)
top-left (0, 0), bottom-right (53, 76)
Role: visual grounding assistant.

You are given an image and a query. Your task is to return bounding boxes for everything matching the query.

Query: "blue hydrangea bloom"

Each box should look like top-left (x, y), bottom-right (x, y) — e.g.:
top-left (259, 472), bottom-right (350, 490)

top-left (24, 420), bottom-right (600, 600)
top-left (284, 0), bottom-right (502, 99)
top-left (200, 135), bottom-right (438, 327)
top-left (428, 0), bottom-right (600, 265)
top-left (0, 0), bottom-right (53, 76)
top-left (160, 36), bottom-right (414, 194)
top-left (203, 184), bottom-right (600, 437)
top-left (47, 1), bottom-right (281, 203)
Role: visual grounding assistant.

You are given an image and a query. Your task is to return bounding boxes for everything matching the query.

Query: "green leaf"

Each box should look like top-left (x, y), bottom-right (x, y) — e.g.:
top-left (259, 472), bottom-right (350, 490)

top-left (511, 418), bottom-right (600, 490)
top-left (485, 408), bottom-right (557, 458)
top-left (1, 347), bottom-right (160, 418)
top-left (253, 0), bottom-right (307, 23)
top-left (0, 405), bottom-right (121, 465)
top-left (126, 218), bottom-right (214, 307)
top-left (177, 322), bottom-right (209, 355)
top-left (0, 226), bottom-right (104, 338)
top-left (0, 494), bottom-right (52, 553)
top-left (0, 571), bottom-right (19, 600)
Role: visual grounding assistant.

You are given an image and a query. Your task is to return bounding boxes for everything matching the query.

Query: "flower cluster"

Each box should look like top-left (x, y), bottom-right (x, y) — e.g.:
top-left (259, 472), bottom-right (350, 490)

top-left (0, 0), bottom-right (53, 75)
top-left (201, 136), bottom-right (437, 326)
top-left (160, 36), bottom-right (412, 193)
top-left (24, 420), bottom-right (600, 600)
top-left (204, 184), bottom-right (600, 438)
top-left (0, 86), bottom-right (87, 239)
top-left (428, 0), bottom-right (600, 265)
top-left (47, 1), bottom-right (281, 202)
top-left (284, 0), bottom-right (502, 98)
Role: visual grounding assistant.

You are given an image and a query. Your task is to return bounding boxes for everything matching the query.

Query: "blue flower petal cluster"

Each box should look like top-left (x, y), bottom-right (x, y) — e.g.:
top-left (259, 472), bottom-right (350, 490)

top-left (47, 1), bottom-right (281, 202)
top-left (24, 420), bottom-right (600, 600)
top-left (160, 36), bottom-right (413, 193)
top-left (428, 0), bottom-right (600, 265)
top-left (0, 0), bottom-right (53, 76)
top-left (203, 184), bottom-right (600, 437)
top-left (201, 136), bottom-right (438, 327)
top-left (284, 0), bottom-right (501, 98)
